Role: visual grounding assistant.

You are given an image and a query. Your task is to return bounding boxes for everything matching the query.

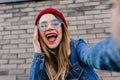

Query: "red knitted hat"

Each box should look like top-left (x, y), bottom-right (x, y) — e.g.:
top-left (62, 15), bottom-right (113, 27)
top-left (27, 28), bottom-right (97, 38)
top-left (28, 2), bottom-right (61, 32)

top-left (35, 8), bottom-right (68, 28)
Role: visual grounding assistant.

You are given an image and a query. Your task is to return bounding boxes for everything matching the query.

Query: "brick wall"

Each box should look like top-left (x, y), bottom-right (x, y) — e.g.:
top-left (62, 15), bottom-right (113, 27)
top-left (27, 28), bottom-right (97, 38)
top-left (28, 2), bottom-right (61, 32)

top-left (0, 0), bottom-right (120, 80)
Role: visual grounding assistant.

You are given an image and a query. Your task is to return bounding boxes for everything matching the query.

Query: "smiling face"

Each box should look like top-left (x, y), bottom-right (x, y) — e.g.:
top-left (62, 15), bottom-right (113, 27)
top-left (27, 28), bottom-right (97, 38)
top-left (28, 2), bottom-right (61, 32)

top-left (38, 13), bottom-right (63, 49)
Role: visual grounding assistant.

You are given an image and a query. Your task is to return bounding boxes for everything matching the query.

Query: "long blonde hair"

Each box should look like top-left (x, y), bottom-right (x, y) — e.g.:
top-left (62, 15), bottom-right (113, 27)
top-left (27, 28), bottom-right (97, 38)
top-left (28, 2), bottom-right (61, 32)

top-left (38, 14), bottom-right (70, 80)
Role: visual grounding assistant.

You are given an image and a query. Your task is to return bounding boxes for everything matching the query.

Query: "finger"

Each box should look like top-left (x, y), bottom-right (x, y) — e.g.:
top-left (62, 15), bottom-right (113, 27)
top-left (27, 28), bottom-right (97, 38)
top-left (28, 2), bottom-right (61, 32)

top-left (34, 26), bottom-right (38, 40)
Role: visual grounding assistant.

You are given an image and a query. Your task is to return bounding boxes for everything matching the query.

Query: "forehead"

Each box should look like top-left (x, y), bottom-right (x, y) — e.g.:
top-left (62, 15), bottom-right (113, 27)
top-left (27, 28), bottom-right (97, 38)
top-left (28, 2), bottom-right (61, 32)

top-left (39, 13), bottom-right (57, 22)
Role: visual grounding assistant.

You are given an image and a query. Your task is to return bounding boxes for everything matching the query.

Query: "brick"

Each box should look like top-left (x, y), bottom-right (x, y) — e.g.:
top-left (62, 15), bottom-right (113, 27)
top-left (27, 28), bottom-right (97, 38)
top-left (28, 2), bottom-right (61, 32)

top-left (26, 69), bottom-right (30, 74)
top-left (9, 69), bottom-right (25, 75)
top-left (85, 10), bottom-right (101, 15)
top-left (44, 1), bottom-right (58, 6)
top-left (19, 34), bottom-right (33, 38)
top-left (0, 40), bottom-right (9, 45)
top-left (0, 27), bottom-right (3, 31)
top-left (105, 28), bottom-right (111, 33)
top-left (67, 4), bottom-right (83, 8)
top-left (86, 19), bottom-right (102, 24)
top-left (13, 12), bottom-right (27, 17)
top-left (78, 25), bottom-right (94, 29)
top-left (3, 35), bottom-right (18, 39)
top-left (70, 35), bottom-right (78, 39)
top-left (88, 38), bottom-right (101, 44)
top-left (5, 26), bottom-right (19, 30)
top-left (0, 6), bottom-right (12, 10)
top-left (2, 54), bottom-right (17, 59)
top-left (26, 58), bottom-right (32, 63)
top-left (0, 36), bottom-right (2, 39)
top-left (51, 5), bottom-right (67, 9)
top-left (21, 8), bottom-right (34, 12)
top-left (10, 49), bottom-right (26, 54)
top-left (27, 29), bottom-right (34, 33)
top-left (69, 21), bottom-right (85, 25)
top-left (103, 19), bottom-right (111, 23)
top-left (6, 9), bottom-right (19, 13)
top-left (0, 18), bottom-right (4, 22)
top-left (9, 59), bottom-right (25, 64)
top-left (27, 20), bottom-right (34, 24)
top-left (0, 50), bottom-right (9, 54)
top-left (0, 22), bottom-right (11, 27)
top-left (18, 53), bottom-right (33, 58)
top-left (0, 76), bottom-right (16, 80)
top-left (28, 11), bottom-right (38, 16)
top-left (66, 16), bottom-right (77, 21)
top-left (102, 9), bottom-right (111, 14)
top-left (11, 30), bottom-right (26, 34)
top-left (19, 43), bottom-right (33, 48)
top-left (96, 33), bottom-right (110, 38)
top-left (95, 5), bottom-right (110, 10)
top-left (68, 26), bottom-right (77, 30)
top-left (87, 29), bottom-right (104, 34)
top-left (95, 23), bottom-right (111, 28)
top-left (20, 16), bottom-right (34, 21)
top-left (59, 0), bottom-right (74, 4)
top-left (94, 14), bottom-right (111, 19)
top-left (69, 30), bottom-right (86, 35)
top-left (27, 38), bottom-right (33, 43)
top-left (35, 6), bottom-right (50, 11)
top-left (77, 15), bottom-right (94, 20)
top-left (11, 21), bottom-right (27, 26)
top-left (0, 31), bottom-right (10, 35)
top-left (2, 44), bottom-right (17, 49)
top-left (20, 25), bottom-right (33, 29)
top-left (0, 11), bottom-right (4, 14)
top-left (29, 2), bottom-right (43, 7)
top-left (84, 2), bottom-right (100, 6)
top-left (27, 48), bottom-right (34, 53)
top-left (0, 14), bottom-right (12, 18)
top-left (17, 75), bottom-right (28, 80)
top-left (0, 60), bottom-right (8, 64)
top-left (78, 34), bottom-right (96, 39)
top-left (1, 64), bottom-right (17, 69)
top-left (6, 17), bottom-right (20, 22)
top-left (14, 3), bottom-right (28, 8)
top-left (75, 0), bottom-right (89, 3)
top-left (18, 64), bottom-right (30, 69)
top-left (11, 39), bottom-right (26, 44)
top-left (0, 70), bottom-right (8, 75)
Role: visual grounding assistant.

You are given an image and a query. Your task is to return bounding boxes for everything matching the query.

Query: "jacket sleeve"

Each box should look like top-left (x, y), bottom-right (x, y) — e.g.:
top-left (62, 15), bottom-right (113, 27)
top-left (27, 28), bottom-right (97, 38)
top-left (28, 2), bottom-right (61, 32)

top-left (76, 37), bottom-right (120, 72)
top-left (29, 52), bottom-right (46, 80)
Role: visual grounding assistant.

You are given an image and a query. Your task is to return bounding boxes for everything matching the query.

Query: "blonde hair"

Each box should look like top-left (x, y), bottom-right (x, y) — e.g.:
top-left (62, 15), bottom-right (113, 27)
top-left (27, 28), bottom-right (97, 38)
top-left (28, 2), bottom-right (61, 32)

top-left (38, 14), bottom-right (70, 80)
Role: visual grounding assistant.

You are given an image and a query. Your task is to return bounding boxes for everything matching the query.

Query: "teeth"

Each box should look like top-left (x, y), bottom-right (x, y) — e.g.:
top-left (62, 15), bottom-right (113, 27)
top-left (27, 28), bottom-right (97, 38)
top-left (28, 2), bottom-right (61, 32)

top-left (47, 34), bottom-right (56, 38)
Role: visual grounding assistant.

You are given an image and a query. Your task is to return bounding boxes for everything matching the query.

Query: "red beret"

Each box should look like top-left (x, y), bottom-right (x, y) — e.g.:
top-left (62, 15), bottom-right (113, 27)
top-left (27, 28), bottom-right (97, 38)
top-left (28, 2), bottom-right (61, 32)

top-left (35, 8), bottom-right (68, 28)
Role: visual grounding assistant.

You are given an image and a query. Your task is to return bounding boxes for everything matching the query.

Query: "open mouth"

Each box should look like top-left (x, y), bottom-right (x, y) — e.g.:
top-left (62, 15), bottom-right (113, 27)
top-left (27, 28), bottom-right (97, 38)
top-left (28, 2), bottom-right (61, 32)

top-left (46, 33), bottom-right (57, 43)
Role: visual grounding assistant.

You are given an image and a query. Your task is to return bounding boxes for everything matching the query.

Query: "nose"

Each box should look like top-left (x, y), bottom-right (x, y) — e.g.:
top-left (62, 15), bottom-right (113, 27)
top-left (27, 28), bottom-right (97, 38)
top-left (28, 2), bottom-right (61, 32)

top-left (47, 24), bottom-right (54, 30)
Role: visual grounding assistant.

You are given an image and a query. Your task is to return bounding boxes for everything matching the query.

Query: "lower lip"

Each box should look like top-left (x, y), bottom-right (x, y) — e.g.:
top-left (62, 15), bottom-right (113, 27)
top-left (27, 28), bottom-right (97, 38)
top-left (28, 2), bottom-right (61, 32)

top-left (47, 37), bottom-right (57, 43)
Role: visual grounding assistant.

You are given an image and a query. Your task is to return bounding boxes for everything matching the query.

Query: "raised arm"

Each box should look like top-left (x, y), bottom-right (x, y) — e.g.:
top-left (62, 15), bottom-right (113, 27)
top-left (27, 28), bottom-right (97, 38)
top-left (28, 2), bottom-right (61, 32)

top-left (76, 37), bottom-right (120, 72)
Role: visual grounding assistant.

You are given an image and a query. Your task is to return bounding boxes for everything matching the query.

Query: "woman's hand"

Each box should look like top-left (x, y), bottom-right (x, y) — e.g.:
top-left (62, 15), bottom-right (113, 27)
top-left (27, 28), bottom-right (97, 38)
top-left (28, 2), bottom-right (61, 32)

top-left (33, 26), bottom-right (42, 53)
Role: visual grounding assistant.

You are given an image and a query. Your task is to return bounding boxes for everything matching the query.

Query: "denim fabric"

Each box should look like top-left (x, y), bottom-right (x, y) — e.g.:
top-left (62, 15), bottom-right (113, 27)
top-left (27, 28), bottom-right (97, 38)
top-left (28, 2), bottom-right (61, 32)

top-left (29, 37), bottom-right (120, 80)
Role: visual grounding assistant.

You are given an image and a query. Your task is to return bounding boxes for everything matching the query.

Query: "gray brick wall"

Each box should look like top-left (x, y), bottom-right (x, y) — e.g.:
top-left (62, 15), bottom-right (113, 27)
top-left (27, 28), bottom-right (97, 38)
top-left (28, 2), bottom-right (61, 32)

top-left (0, 0), bottom-right (120, 80)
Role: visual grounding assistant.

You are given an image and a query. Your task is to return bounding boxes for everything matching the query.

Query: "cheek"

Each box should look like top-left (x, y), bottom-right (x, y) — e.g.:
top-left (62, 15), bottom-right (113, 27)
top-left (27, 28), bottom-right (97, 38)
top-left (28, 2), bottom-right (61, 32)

top-left (40, 32), bottom-right (45, 40)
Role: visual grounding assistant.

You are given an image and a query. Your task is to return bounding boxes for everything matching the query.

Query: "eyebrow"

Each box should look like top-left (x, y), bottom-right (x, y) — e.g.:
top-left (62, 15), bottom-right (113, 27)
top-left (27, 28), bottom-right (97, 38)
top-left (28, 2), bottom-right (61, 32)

top-left (40, 19), bottom-right (59, 23)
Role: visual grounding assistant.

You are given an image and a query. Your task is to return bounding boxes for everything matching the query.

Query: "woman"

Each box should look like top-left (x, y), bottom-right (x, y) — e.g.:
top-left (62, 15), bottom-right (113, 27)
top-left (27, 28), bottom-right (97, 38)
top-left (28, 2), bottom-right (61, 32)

top-left (29, 3), bottom-right (120, 80)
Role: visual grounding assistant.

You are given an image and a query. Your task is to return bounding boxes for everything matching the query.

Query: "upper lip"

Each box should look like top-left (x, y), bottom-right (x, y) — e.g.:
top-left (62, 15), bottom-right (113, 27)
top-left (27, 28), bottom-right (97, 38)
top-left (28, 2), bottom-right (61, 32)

top-left (45, 32), bottom-right (57, 38)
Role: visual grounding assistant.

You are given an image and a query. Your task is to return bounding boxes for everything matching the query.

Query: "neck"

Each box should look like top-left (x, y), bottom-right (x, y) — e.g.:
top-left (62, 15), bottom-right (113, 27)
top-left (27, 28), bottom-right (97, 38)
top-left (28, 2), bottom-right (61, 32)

top-left (47, 46), bottom-right (59, 55)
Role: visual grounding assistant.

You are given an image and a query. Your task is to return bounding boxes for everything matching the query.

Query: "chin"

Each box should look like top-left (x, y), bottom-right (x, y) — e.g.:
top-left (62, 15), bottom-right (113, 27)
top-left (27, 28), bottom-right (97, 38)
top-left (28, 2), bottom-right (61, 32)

top-left (47, 44), bottom-right (58, 49)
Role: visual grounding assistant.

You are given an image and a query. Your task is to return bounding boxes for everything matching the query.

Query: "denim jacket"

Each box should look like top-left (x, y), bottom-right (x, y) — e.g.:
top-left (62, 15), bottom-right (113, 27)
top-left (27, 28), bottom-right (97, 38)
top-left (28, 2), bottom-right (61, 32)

top-left (29, 37), bottom-right (120, 80)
